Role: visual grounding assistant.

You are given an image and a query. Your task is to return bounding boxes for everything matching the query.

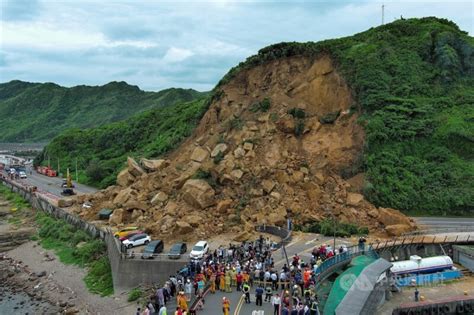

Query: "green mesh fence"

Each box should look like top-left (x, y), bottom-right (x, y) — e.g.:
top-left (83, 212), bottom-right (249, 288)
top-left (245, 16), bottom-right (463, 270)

top-left (323, 255), bottom-right (376, 315)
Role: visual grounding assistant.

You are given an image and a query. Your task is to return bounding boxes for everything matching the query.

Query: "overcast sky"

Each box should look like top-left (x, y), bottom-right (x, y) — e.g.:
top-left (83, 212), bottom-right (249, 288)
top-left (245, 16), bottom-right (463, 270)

top-left (0, 1), bottom-right (472, 91)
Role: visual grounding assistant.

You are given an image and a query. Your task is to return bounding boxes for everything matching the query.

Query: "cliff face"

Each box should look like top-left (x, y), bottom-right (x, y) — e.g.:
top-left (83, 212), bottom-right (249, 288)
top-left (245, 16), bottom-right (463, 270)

top-left (75, 55), bottom-right (414, 241)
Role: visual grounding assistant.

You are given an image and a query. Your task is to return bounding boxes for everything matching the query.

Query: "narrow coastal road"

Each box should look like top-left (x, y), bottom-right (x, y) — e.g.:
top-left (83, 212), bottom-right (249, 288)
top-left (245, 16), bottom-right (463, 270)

top-left (411, 217), bottom-right (474, 231)
top-left (4, 170), bottom-right (97, 197)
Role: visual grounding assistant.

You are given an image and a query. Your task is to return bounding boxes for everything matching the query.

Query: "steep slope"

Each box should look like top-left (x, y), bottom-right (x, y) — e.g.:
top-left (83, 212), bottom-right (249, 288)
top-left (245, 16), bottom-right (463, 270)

top-left (37, 98), bottom-right (209, 188)
top-left (73, 17), bottom-right (473, 242)
top-left (0, 80), bottom-right (204, 142)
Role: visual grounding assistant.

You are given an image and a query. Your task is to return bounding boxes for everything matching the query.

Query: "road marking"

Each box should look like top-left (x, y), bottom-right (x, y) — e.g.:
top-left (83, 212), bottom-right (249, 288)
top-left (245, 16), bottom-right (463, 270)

top-left (305, 238), bottom-right (318, 245)
top-left (234, 294), bottom-right (244, 315)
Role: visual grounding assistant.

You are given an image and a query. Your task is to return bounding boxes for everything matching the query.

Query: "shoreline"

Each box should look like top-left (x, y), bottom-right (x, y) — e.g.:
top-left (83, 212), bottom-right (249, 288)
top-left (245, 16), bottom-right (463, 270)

top-left (1, 241), bottom-right (136, 315)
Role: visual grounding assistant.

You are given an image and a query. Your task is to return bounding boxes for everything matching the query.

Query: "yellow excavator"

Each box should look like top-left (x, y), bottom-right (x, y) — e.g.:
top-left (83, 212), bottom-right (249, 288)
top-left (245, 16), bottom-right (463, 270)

top-left (61, 168), bottom-right (76, 196)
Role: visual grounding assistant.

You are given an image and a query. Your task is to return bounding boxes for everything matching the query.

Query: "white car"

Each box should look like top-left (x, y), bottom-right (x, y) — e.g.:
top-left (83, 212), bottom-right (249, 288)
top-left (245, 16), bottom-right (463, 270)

top-left (189, 241), bottom-right (209, 259)
top-left (19, 171), bottom-right (27, 179)
top-left (122, 233), bottom-right (151, 249)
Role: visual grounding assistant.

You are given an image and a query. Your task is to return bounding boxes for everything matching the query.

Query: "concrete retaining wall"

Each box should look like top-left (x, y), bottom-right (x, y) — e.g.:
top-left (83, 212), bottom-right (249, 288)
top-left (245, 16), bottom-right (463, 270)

top-left (104, 232), bottom-right (187, 291)
top-left (2, 179), bottom-right (187, 291)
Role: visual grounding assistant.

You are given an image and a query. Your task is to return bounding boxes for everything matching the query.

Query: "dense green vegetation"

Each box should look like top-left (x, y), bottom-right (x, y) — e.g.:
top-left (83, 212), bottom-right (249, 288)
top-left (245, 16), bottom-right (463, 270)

top-left (295, 219), bottom-right (369, 237)
top-left (217, 17), bottom-right (474, 216)
top-left (0, 80), bottom-right (204, 142)
top-left (0, 185), bottom-right (113, 296)
top-left (35, 212), bottom-right (114, 296)
top-left (37, 98), bottom-right (209, 188)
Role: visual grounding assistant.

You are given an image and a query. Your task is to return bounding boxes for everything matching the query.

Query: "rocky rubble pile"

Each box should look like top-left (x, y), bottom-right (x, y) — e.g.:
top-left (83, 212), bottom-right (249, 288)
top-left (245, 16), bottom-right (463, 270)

top-left (72, 55), bottom-right (415, 241)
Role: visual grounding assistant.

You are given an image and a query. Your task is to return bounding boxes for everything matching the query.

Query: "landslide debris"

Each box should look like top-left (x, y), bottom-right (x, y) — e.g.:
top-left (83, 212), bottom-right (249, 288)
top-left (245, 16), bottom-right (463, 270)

top-left (74, 54), bottom-right (414, 241)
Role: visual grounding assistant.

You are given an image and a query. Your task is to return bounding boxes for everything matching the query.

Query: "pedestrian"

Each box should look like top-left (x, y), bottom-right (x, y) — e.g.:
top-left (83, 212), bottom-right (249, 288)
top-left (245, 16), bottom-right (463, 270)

top-left (225, 270), bottom-right (232, 293)
top-left (210, 273), bottom-right (216, 293)
top-left (222, 297), bottom-right (230, 315)
top-left (414, 288), bottom-right (419, 302)
top-left (271, 293), bottom-right (281, 315)
top-left (243, 282), bottom-right (251, 303)
top-left (147, 299), bottom-right (156, 315)
top-left (310, 299), bottom-right (320, 315)
top-left (236, 272), bottom-right (243, 291)
top-left (184, 279), bottom-right (192, 301)
top-left (177, 291), bottom-right (188, 312)
top-left (174, 307), bottom-right (182, 315)
top-left (158, 305), bottom-right (167, 315)
top-left (255, 284), bottom-right (264, 306)
top-left (136, 307), bottom-right (141, 315)
top-left (265, 283), bottom-right (273, 302)
top-left (142, 305), bottom-right (151, 315)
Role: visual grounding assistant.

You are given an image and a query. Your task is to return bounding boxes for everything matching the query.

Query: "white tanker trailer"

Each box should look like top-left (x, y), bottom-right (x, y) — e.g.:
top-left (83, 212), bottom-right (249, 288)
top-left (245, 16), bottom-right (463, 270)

top-left (390, 255), bottom-right (454, 276)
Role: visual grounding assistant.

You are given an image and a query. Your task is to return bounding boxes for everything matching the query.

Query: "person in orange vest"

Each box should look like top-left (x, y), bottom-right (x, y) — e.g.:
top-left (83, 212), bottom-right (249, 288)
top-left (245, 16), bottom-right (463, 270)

top-left (303, 268), bottom-right (312, 287)
top-left (177, 291), bottom-right (188, 312)
top-left (222, 297), bottom-right (230, 315)
top-left (219, 270), bottom-right (225, 291)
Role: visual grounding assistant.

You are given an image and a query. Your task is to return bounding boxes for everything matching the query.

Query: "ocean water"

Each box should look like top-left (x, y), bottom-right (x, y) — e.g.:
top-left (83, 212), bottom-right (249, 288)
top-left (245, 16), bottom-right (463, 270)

top-left (0, 288), bottom-right (59, 314)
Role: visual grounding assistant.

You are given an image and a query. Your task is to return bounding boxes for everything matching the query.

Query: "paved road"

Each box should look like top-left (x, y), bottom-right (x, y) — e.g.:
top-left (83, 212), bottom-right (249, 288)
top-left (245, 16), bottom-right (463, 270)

top-left (411, 217), bottom-right (474, 231)
top-left (3, 170), bottom-right (97, 197)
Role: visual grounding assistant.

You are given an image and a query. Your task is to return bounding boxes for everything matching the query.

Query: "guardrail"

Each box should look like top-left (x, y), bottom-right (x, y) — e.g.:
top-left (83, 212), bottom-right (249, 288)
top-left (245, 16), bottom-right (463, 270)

top-left (255, 224), bottom-right (292, 248)
top-left (371, 234), bottom-right (473, 251)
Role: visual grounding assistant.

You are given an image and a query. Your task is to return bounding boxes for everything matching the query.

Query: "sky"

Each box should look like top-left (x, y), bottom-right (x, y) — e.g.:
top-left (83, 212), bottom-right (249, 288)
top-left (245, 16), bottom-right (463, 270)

top-left (0, 1), bottom-right (472, 91)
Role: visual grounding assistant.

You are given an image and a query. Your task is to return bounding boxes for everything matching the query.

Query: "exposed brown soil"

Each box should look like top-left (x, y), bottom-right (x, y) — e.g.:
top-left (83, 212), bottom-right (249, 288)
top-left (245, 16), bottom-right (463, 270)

top-left (71, 55), bottom-right (415, 243)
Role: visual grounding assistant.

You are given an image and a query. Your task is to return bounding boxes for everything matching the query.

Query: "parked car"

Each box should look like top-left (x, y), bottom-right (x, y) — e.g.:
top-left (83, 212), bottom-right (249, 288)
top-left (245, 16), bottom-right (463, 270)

top-left (169, 242), bottom-right (187, 259)
top-left (119, 230), bottom-right (143, 242)
top-left (114, 227), bottom-right (139, 238)
top-left (189, 241), bottom-right (209, 259)
top-left (19, 171), bottom-right (27, 179)
top-left (122, 233), bottom-right (151, 249)
top-left (142, 240), bottom-right (164, 259)
top-left (60, 188), bottom-right (75, 196)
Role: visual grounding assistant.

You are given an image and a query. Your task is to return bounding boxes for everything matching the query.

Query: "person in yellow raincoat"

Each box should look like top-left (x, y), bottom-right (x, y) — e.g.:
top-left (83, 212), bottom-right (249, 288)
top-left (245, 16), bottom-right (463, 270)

top-left (222, 297), bottom-right (230, 315)
top-left (230, 268), bottom-right (236, 287)
top-left (210, 273), bottom-right (217, 293)
top-left (177, 291), bottom-right (188, 312)
top-left (219, 271), bottom-right (225, 291)
top-left (225, 270), bottom-right (232, 293)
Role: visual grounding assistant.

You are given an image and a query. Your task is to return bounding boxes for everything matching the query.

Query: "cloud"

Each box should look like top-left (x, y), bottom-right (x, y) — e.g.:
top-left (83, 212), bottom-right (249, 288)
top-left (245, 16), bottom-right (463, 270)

top-left (1, 0), bottom-right (40, 21)
top-left (0, 1), bottom-right (472, 91)
top-left (162, 47), bottom-right (194, 63)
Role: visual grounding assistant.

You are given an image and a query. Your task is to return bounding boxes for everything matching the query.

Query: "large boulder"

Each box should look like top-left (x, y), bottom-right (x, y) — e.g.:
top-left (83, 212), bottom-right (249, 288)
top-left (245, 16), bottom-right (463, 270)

top-left (185, 214), bottom-right (202, 227)
top-left (378, 207), bottom-right (413, 227)
top-left (109, 208), bottom-right (124, 225)
top-left (211, 143), bottom-right (228, 158)
top-left (58, 199), bottom-right (73, 208)
top-left (190, 146), bottom-right (209, 163)
top-left (117, 169), bottom-right (134, 187)
top-left (346, 193), bottom-right (364, 206)
top-left (127, 157), bottom-right (145, 177)
top-left (113, 187), bottom-right (135, 206)
top-left (386, 224), bottom-right (412, 236)
top-left (261, 179), bottom-right (276, 194)
top-left (216, 199), bottom-right (233, 213)
top-left (140, 158), bottom-right (169, 172)
top-left (150, 191), bottom-right (169, 205)
top-left (182, 179), bottom-right (216, 209)
top-left (175, 221), bottom-right (193, 234)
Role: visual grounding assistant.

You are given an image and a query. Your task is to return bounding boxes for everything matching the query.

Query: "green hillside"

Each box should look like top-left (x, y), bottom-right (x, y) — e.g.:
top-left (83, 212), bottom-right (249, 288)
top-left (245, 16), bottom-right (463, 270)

top-left (37, 98), bottom-right (209, 188)
top-left (219, 17), bottom-right (473, 215)
top-left (0, 80), bottom-right (204, 142)
top-left (38, 17), bottom-right (473, 215)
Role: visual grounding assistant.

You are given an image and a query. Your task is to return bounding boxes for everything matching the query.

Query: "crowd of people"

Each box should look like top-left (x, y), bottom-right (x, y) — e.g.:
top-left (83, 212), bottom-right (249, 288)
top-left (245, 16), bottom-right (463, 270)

top-left (136, 236), bottom-right (366, 315)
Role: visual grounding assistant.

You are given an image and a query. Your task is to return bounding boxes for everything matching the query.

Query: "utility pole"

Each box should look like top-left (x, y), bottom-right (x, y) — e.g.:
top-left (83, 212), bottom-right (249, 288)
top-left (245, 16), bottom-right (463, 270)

top-left (382, 4), bottom-right (385, 25)
top-left (57, 158), bottom-right (60, 175)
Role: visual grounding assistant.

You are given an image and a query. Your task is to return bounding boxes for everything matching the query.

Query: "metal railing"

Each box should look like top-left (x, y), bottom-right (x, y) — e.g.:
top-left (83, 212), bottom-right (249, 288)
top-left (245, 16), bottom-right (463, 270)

top-left (371, 233), bottom-right (473, 251)
top-left (314, 244), bottom-right (378, 290)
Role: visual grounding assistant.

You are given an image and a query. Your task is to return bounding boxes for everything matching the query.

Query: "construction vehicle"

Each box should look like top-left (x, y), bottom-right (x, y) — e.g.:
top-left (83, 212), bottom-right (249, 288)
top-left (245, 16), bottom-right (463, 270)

top-left (60, 168), bottom-right (76, 196)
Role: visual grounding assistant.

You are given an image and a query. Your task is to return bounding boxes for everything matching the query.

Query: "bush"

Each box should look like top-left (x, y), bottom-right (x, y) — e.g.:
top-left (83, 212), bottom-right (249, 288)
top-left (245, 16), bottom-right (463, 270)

top-left (295, 119), bottom-right (305, 136)
top-left (301, 219), bottom-right (368, 237)
top-left (288, 108), bottom-right (306, 119)
top-left (213, 151), bottom-right (224, 164)
top-left (128, 288), bottom-right (143, 302)
top-left (229, 117), bottom-right (244, 130)
top-left (319, 111), bottom-right (341, 124)
top-left (250, 98), bottom-right (271, 112)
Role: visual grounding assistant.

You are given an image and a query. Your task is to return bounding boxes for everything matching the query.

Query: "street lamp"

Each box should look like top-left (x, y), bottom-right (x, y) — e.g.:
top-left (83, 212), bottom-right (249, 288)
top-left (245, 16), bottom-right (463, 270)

top-left (325, 205), bottom-right (336, 250)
